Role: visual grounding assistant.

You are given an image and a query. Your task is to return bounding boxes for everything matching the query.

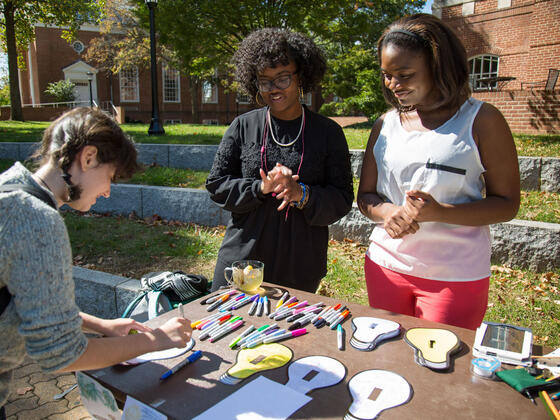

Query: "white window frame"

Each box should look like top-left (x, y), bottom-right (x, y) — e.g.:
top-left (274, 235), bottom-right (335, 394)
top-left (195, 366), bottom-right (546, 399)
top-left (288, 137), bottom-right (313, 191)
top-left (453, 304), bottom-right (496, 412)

top-left (236, 93), bottom-right (250, 104)
top-left (162, 64), bottom-right (180, 103)
top-left (202, 80), bottom-right (218, 104)
top-left (119, 66), bottom-right (139, 102)
top-left (469, 55), bottom-right (499, 91)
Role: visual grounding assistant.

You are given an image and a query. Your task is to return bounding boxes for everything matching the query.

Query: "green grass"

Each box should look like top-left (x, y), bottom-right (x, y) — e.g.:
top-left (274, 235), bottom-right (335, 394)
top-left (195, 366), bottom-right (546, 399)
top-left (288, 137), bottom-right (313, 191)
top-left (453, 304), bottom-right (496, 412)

top-left (62, 212), bottom-right (559, 347)
top-left (518, 191), bottom-right (560, 223)
top-left (0, 121), bottom-right (558, 156)
top-left (125, 165), bottom-right (209, 189)
top-left (64, 212), bottom-right (223, 281)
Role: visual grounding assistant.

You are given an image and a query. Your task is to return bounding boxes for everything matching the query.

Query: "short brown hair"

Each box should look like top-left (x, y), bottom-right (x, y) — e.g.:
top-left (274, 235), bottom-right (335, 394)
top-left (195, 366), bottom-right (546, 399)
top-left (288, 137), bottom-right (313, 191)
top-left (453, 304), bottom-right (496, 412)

top-left (34, 108), bottom-right (138, 200)
top-left (378, 13), bottom-right (470, 112)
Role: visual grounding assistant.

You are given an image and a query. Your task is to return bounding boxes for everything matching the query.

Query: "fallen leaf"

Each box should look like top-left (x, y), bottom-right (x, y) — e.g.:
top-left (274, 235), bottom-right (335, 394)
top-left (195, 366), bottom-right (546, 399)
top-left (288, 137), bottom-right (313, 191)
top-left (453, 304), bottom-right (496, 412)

top-left (17, 386), bottom-right (33, 395)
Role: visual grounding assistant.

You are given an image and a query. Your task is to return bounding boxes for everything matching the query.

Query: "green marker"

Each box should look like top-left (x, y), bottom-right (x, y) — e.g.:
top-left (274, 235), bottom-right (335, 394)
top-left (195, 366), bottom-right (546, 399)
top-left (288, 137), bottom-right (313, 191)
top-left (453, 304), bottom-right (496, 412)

top-left (229, 325), bottom-right (256, 348)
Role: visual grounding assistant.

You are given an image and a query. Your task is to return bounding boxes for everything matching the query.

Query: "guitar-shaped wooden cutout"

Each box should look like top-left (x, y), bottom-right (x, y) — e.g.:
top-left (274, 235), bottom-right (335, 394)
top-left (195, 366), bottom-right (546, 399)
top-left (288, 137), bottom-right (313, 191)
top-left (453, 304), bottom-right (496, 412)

top-left (404, 328), bottom-right (461, 370)
top-left (350, 317), bottom-right (401, 351)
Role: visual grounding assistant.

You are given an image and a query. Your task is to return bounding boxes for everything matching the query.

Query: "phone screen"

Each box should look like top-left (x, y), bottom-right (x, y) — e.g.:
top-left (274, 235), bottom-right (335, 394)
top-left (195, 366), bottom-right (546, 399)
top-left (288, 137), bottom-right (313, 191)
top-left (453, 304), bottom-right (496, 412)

top-left (481, 324), bottom-right (525, 352)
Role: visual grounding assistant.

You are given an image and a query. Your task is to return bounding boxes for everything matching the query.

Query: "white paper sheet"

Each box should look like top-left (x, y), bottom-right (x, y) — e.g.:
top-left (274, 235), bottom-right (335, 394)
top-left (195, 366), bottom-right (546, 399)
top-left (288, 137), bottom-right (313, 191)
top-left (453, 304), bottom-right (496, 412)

top-left (123, 338), bottom-right (195, 365)
top-left (192, 376), bottom-right (312, 420)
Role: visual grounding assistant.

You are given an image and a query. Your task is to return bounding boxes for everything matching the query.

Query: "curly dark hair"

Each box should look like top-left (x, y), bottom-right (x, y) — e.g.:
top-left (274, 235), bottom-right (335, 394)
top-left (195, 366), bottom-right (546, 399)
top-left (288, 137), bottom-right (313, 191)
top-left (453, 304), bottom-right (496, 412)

top-left (33, 107), bottom-right (138, 201)
top-left (232, 28), bottom-right (326, 101)
top-left (378, 13), bottom-right (471, 112)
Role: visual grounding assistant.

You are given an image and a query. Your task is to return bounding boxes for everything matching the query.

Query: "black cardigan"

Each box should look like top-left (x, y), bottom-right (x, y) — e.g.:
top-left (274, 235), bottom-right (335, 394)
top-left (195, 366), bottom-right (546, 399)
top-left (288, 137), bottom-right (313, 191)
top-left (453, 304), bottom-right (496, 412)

top-left (206, 106), bottom-right (353, 292)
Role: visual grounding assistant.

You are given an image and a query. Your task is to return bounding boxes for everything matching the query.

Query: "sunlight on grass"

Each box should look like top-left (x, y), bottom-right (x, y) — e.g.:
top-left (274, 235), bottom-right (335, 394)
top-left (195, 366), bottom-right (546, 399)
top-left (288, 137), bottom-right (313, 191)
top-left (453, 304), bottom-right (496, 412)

top-left (1, 121), bottom-right (557, 157)
top-left (124, 165), bottom-right (209, 189)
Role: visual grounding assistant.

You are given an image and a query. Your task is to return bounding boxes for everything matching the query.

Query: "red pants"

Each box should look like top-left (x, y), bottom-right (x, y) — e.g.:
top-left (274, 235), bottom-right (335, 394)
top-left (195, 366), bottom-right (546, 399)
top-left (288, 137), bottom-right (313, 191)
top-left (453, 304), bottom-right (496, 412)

top-left (364, 255), bottom-right (489, 330)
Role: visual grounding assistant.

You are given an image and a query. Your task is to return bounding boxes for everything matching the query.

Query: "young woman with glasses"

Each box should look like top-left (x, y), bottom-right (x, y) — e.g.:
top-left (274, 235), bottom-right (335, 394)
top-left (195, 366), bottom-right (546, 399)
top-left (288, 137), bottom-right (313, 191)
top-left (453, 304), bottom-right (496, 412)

top-left (206, 28), bottom-right (354, 293)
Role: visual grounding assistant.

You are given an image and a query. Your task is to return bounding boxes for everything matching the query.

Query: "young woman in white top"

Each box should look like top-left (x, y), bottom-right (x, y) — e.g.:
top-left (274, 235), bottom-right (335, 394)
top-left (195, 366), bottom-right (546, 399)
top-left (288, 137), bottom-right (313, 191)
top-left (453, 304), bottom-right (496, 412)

top-left (357, 14), bottom-right (520, 329)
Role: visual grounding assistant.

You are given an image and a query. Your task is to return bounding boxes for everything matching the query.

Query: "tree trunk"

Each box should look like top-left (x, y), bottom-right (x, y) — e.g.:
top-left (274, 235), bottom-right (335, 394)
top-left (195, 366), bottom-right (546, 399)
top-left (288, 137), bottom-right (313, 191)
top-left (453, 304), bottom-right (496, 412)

top-left (4, 1), bottom-right (24, 121)
top-left (189, 76), bottom-right (200, 124)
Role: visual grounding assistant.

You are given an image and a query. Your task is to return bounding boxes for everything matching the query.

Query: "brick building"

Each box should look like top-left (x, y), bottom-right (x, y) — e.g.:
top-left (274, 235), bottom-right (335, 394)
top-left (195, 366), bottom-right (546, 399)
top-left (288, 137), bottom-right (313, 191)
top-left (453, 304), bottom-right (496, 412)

top-left (433, 0), bottom-right (560, 133)
top-left (11, 23), bottom-right (320, 126)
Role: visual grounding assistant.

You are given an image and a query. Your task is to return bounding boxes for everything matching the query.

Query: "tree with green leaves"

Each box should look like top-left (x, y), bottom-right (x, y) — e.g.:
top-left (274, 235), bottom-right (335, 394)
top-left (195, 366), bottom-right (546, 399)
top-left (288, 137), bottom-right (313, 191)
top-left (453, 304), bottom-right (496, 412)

top-left (88, 0), bottom-right (424, 121)
top-left (0, 0), bottom-right (103, 121)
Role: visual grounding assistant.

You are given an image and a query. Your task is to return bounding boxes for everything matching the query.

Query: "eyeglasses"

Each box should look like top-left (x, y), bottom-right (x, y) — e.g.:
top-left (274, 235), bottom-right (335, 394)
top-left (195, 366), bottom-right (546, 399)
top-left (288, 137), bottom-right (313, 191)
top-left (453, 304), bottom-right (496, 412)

top-left (256, 73), bottom-right (296, 92)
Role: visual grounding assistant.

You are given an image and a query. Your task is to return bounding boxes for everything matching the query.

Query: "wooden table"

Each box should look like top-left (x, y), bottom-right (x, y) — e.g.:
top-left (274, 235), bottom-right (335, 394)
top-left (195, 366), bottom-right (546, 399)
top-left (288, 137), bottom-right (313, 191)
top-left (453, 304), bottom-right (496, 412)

top-left (85, 284), bottom-right (558, 419)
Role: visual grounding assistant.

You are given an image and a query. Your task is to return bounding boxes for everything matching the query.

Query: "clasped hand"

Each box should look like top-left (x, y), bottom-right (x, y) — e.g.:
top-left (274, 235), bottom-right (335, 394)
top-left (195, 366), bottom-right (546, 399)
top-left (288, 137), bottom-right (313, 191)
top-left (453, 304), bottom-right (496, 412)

top-left (260, 163), bottom-right (303, 211)
top-left (383, 190), bottom-right (441, 239)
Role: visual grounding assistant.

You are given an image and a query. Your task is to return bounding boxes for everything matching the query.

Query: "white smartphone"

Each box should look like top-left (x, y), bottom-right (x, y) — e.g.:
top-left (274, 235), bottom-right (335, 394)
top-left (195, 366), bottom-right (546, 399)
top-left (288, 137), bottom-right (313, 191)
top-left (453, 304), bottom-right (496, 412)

top-left (472, 321), bottom-right (533, 366)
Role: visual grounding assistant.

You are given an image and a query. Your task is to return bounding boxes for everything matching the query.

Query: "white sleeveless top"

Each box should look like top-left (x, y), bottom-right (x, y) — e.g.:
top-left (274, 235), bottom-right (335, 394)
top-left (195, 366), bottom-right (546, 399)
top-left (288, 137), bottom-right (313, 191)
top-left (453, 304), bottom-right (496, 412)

top-left (367, 98), bottom-right (491, 281)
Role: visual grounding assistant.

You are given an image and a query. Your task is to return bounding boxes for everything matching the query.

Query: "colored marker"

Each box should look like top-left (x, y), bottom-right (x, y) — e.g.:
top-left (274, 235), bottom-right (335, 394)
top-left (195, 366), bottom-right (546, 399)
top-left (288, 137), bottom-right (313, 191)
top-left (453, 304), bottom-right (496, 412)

top-left (263, 296), bottom-right (270, 316)
top-left (256, 297), bottom-right (264, 317)
top-left (192, 312), bottom-right (228, 329)
top-left (337, 325), bottom-right (345, 350)
top-left (248, 295), bottom-right (260, 315)
top-left (245, 329), bottom-right (286, 349)
top-left (237, 324), bottom-right (270, 347)
top-left (330, 310), bottom-right (350, 329)
top-left (288, 312), bottom-right (317, 331)
top-left (263, 328), bottom-right (307, 344)
top-left (160, 350), bottom-right (202, 380)
top-left (276, 292), bottom-right (289, 309)
top-left (210, 320), bottom-right (244, 342)
top-left (207, 294), bottom-right (230, 311)
top-left (207, 316), bottom-right (242, 339)
top-left (311, 305), bottom-right (331, 324)
top-left (231, 295), bottom-right (253, 310)
top-left (202, 289), bottom-right (235, 305)
top-left (229, 325), bottom-right (256, 348)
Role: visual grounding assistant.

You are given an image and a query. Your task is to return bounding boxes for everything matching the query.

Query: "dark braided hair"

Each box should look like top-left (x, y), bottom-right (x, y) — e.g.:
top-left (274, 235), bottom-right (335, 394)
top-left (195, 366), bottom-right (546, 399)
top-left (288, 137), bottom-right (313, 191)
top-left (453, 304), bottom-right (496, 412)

top-left (232, 28), bottom-right (326, 101)
top-left (378, 13), bottom-right (471, 113)
top-left (33, 107), bottom-right (138, 202)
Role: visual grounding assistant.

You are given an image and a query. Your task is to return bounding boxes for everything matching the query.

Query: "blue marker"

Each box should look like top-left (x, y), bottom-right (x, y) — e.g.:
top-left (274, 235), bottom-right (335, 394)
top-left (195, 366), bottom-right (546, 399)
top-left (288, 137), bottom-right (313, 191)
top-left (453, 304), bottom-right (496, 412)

top-left (160, 350), bottom-right (202, 380)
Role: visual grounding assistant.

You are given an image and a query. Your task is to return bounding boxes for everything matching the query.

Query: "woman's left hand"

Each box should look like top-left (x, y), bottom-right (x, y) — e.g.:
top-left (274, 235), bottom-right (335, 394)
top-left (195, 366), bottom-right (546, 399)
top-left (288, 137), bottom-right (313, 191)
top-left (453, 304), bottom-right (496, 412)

top-left (101, 318), bottom-right (153, 337)
top-left (404, 190), bottom-right (442, 222)
top-left (269, 164), bottom-right (302, 210)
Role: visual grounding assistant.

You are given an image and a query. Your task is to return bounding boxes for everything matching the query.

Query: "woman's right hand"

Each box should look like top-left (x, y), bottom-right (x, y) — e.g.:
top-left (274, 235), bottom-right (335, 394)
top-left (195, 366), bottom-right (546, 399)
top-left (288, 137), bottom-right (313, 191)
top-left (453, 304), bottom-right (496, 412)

top-left (383, 205), bottom-right (420, 239)
top-left (153, 317), bottom-right (192, 350)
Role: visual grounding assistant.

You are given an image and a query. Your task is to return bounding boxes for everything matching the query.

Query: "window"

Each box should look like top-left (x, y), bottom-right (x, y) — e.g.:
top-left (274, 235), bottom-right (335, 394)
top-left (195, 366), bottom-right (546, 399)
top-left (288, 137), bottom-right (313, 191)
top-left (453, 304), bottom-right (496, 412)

top-left (202, 80), bottom-right (218, 104)
top-left (236, 94), bottom-right (251, 104)
top-left (72, 40), bottom-right (85, 54)
top-left (469, 55), bottom-right (499, 91)
top-left (163, 64), bottom-right (180, 103)
top-left (119, 66), bottom-right (139, 102)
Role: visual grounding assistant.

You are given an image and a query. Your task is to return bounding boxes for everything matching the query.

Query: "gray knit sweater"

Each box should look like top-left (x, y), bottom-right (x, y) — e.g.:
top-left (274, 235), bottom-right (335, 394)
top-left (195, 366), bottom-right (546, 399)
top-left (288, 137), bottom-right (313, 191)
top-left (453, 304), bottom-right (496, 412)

top-left (0, 162), bottom-right (87, 407)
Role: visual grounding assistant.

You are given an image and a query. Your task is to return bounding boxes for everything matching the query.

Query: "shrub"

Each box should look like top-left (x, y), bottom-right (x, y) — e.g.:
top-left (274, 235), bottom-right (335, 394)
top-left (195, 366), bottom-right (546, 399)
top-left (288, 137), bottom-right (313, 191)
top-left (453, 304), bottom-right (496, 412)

top-left (44, 80), bottom-right (76, 103)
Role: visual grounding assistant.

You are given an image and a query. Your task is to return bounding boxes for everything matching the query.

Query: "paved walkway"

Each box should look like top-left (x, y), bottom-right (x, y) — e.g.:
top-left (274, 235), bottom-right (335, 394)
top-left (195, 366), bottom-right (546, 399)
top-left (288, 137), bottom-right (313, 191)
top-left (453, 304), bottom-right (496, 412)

top-left (4, 357), bottom-right (91, 420)
top-left (328, 116), bottom-right (368, 127)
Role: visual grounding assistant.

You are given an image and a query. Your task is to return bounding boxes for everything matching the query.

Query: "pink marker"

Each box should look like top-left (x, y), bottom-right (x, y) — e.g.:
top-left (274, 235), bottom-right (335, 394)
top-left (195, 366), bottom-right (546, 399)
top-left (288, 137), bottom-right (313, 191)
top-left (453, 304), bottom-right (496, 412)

top-left (262, 328), bottom-right (307, 343)
top-left (293, 300), bottom-right (308, 310)
top-left (209, 320), bottom-right (244, 342)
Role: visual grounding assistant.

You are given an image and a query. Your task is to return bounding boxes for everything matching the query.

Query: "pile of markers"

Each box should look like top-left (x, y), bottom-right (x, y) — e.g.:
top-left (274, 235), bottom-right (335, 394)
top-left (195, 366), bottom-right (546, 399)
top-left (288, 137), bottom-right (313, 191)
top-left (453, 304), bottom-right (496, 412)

top-left (193, 289), bottom-right (352, 349)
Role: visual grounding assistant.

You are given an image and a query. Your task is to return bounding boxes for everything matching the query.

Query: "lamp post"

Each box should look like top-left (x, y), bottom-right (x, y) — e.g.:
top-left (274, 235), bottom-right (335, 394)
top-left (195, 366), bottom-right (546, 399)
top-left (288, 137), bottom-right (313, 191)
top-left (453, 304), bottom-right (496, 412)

top-left (145, 0), bottom-right (165, 135)
top-left (86, 72), bottom-right (94, 108)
